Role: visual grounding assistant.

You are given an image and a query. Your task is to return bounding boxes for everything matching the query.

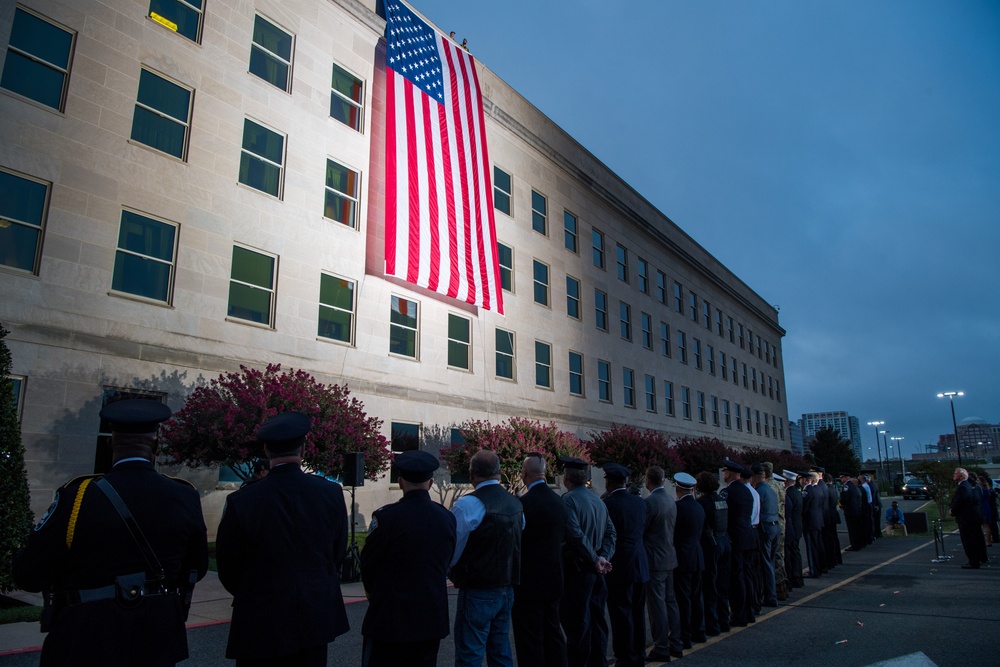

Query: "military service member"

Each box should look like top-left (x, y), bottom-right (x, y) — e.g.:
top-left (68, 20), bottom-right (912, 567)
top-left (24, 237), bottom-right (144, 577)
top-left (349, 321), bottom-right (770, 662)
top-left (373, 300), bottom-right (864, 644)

top-left (13, 399), bottom-right (208, 667)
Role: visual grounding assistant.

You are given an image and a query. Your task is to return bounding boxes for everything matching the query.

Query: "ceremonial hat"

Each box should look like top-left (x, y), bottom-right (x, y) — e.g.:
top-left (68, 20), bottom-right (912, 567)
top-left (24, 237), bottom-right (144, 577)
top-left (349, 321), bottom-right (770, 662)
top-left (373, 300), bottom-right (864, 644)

top-left (839, 471), bottom-right (853, 478)
top-left (393, 450), bottom-right (440, 483)
top-left (674, 472), bottom-right (697, 490)
top-left (809, 465), bottom-right (825, 474)
top-left (256, 411), bottom-right (311, 454)
top-left (602, 463), bottom-right (630, 481)
top-left (558, 455), bottom-right (589, 470)
top-left (782, 470), bottom-right (798, 482)
top-left (750, 462), bottom-right (765, 475)
top-left (723, 458), bottom-right (746, 474)
top-left (99, 399), bottom-right (172, 434)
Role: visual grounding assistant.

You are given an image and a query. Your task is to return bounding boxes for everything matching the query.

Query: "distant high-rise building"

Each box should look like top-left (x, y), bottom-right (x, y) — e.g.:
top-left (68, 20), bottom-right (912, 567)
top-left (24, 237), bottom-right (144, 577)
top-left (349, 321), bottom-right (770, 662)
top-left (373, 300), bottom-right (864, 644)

top-left (789, 419), bottom-right (804, 456)
top-left (800, 411), bottom-right (863, 460)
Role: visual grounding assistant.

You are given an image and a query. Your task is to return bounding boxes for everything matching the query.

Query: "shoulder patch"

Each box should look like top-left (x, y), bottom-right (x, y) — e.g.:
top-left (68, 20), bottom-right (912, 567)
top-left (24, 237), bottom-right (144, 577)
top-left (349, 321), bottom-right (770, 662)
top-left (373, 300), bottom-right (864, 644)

top-left (35, 491), bottom-right (60, 531)
top-left (368, 513), bottom-right (379, 533)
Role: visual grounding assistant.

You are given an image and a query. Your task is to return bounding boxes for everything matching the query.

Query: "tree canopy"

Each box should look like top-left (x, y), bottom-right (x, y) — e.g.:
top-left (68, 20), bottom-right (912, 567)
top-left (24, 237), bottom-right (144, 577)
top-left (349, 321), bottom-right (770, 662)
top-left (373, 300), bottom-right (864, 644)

top-left (808, 426), bottom-right (861, 476)
top-left (0, 325), bottom-right (33, 593)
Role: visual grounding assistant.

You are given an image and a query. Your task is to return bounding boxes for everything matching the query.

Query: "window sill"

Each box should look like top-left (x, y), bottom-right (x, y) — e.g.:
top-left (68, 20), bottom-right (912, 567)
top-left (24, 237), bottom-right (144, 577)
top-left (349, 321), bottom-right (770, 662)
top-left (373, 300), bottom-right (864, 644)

top-left (225, 316), bottom-right (274, 330)
top-left (108, 290), bottom-right (174, 308)
top-left (126, 139), bottom-right (188, 164)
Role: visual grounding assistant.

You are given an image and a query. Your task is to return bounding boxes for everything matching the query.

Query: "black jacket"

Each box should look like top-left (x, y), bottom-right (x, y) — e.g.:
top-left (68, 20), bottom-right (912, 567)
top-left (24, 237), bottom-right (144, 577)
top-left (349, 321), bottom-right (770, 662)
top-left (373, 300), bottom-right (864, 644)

top-left (723, 479), bottom-right (756, 551)
top-left (517, 481), bottom-right (570, 600)
top-left (604, 488), bottom-right (650, 584)
top-left (784, 485), bottom-right (803, 543)
top-left (216, 464), bottom-right (350, 660)
top-left (674, 495), bottom-right (706, 573)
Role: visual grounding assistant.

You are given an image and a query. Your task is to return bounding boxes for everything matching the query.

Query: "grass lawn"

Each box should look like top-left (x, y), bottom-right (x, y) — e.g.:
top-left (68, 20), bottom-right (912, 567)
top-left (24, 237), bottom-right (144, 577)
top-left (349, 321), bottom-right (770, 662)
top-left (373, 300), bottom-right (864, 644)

top-left (0, 600), bottom-right (41, 625)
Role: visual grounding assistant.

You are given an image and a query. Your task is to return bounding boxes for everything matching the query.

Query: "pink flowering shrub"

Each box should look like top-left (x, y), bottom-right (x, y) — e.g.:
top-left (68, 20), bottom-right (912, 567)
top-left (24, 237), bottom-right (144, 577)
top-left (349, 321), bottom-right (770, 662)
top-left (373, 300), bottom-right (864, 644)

top-left (439, 417), bottom-right (589, 494)
top-left (160, 364), bottom-right (390, 482)
top-left (588, 424), bottom-right (683, 485)
top-left (673, 436), bottom-right (741, 475)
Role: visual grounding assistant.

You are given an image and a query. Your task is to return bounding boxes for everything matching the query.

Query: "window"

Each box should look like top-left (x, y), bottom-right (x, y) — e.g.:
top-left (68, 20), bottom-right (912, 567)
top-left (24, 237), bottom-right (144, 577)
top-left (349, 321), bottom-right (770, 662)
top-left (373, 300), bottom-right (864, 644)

top-left (531, 190), bottom-right (547, 235)
top-left (390, 422), bottom-right (420, 483)
top-left (324, 159), bottom-right (360, 227)
top-left (697, 391), bottom-right (706, 423)
top-left (493, 166), bottom-right (511, 216)
top-left (716, 309), bottom-right (724, 336)
top-left (566, 276), bottom-right (581, 319)
top-left (637, 259), bottom-right (649, 294)
top-left (738, 324), bottom-right (745, 348)
top-left (779, 418), bottom-right (785, 440)
top-left (318, 273), bottom-right (355, 344)
top-left (775, 380), bottom-right (781, 403)
top-left (711, 395), bottom-right (719, 426)
top-left (742, 363), bottom-right (748, 389)
top-left (773, 347), bottom-right (779, 369)
top-left (640, 312), bottom-right (652, 350)
top-left (735, 403), bottom-right (742, 430)
top-left (693, 338), bottom-right (702, 370)
top-left (228, 245), bottom-right (276, 326)
top-left (681, 386), bottom-right (691, 420)
top-left (674, 282), bottom-right (684, 314)
top-left (239, 119), bottom-right (285, 198)
top-left (569, 351), bottom-right (584, 396)
top-left (564, 210), bottom-right (578, 252)
top-left (748, 407), bottom-right (754, 433)
top-left (731, 357), bottom-right (738, 385)
top-left (598, 360), bottom-right (611, 402)
top-left (592, 229), bottom-right (605, 268)
top-left (707, 345), bottom-right (715, 375)
top-left (595, 290), bottom-right (608, 331)
top-left (616, 244), bottom-right (628, 282)
top-left (720, 352), bottom-right (728, 380)
top-left (764, 413), bottom-right (770, 437)
top-left (619, 302), bottom-right (631, 341)
top-left (497, 242), bottom-right (513, 292)
top-left (752, 368), bottom-right (758, 392)
top-left (689, 292), bottom-right (698, 321)
top-left (623, 368), bottom-right (635, 408)
top-left (148, 0), bottom-right (204, 42)
top-left (330, 63), bottom-right (364, 131)
top-left (448, 313), bottom-right (471, 369)
top-left (390, 296), bottom-right (419, 358)
top-left (9, 375), bottom-right (26, 421)
top-left (660, 322), bottom-right (671, 357)
top-left (532, 260), bottom-right (549, 306)
top-left (664, 381), bottom-right (675, 416)
top-left (656, 270), bottom-right (667, 304)
top-left (6, 10), bottom-right (71, 112)
top-left (112, 210), bottom-right (177, 303)
top-left (755, 410), bottom-right (761, 435)
top-left (645, 374), bottom-right (656, 412)
top-left (765, 341), bottom-right (771, 364)
top-left (496, 328), bottom-right (515, 380)
top-left (747, 329), bottom-right (754, 355)
top-left (723, 400), bottom-right (732, 429)
top-left (728, 316), bottom-right (735, 343)
top-left (249, 15), bottom-right (293, 91)
top-left (703, 302), bottom-right (712, 329)
top-left (768, 376), bottom-right (774, 399)
top-left (131, 69), bottom-right (192, 159)
top-left (0, 168), bottom-right (49, 274)
top-left (757, 335), bottom-right (763, 359)
top-left (678, 330), bottom-right (687, 364)
top-left (535, 341), bottom-right (552, 389)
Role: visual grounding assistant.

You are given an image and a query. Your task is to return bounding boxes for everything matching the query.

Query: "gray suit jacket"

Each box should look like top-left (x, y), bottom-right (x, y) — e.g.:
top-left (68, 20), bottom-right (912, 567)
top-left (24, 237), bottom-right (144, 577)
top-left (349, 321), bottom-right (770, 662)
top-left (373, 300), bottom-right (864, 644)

top-left (643, 487), bottom-right (678, 572)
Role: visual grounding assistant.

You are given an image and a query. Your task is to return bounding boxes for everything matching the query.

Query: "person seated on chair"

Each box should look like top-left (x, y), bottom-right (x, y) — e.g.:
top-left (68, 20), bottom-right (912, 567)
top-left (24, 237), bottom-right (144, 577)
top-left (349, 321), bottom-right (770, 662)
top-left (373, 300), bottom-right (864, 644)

top-left (885, 501), bottom-right (905, 535)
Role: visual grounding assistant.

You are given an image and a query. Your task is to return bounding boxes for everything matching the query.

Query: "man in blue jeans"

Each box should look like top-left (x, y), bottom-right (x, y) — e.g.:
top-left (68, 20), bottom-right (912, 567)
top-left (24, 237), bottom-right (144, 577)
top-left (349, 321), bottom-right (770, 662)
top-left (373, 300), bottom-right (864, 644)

top-left (450, 450), bottom-right (524, 666)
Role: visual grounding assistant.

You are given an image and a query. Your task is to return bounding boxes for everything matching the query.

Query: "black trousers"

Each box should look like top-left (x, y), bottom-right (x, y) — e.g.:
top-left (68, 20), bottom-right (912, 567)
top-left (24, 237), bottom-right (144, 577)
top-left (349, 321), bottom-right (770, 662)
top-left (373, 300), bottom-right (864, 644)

top-left (714, 534), bottom-right (732, 630)
top-left (674, 568), bottom-right (704, 645)
top-left (784, 536), bottom-right (804, 587)
top-left (700, 540), bottom-right (720, 634)
top-left (958, 521), bottom-right (987, 566)
top-left (237, 644), bottom-right (326, 667)
top-left (606, 581), bottom-right (646, 667)
top-left (361, 638), bottom-right (439, 667)
top-left (561, 570), bottom-right (609, 667)
top-left (728, 548), bottom-right (755, 625)
top-left (512, 594), bottom-right (567, 667)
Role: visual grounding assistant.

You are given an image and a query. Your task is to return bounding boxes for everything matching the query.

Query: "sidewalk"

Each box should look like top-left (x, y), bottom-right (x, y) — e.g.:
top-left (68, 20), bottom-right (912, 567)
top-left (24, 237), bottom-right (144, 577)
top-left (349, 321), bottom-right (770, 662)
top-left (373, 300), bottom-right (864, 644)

top-left (0, 573), bottom-right (370, 656)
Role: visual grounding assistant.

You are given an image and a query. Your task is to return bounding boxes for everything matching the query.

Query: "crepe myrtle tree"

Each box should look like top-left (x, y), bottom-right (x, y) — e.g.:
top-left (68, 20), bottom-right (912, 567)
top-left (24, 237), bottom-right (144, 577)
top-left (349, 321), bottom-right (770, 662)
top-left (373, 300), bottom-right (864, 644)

top-left (439, 417), bottom-right (590, 495)
top-left (588, 423), bottom-right (683, 487)
top-left (160, 364), bottom-right (390, 482)
top-left (0, 325), bottom-right (33, 593)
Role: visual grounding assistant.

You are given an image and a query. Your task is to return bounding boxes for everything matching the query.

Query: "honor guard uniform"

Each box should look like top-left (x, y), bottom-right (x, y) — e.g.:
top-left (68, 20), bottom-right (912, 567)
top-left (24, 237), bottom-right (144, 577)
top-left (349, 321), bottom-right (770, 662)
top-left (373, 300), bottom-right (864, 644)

top-left (361, 450), bottom-right (457, 667)
top-left (13, 399), bottom-right (209, 667)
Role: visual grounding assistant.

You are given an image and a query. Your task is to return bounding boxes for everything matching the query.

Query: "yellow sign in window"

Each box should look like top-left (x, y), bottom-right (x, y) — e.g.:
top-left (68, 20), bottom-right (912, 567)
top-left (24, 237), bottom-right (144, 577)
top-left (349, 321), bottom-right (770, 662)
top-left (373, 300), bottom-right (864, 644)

top-left (149, 12), bottom-right (178, 32)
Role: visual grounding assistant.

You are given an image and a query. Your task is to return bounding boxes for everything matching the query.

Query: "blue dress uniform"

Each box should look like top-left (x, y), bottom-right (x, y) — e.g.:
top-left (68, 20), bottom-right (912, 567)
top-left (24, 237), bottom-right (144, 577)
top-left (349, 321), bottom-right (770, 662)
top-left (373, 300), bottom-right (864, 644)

top-left (216, 412), bottom-right (350, 666)
top-left (13, 399), bottom-right (208, 667)
top-left (672, 473), bottom-right (706, 649)
top-left (783, 471), bottom-right (805, 588)
top-left (361, 450), bottom-right (456, 667)
top-left (695, 482), bottom-right (729, 636)
top-left (721, 459), bottom-right (755, 627)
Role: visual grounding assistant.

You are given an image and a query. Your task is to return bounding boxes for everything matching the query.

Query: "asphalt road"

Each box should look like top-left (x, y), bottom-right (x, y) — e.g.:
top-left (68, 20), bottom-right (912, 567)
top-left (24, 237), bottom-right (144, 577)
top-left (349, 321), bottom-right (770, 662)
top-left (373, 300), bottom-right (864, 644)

top-left (4, 499), bottom-right (996, 667)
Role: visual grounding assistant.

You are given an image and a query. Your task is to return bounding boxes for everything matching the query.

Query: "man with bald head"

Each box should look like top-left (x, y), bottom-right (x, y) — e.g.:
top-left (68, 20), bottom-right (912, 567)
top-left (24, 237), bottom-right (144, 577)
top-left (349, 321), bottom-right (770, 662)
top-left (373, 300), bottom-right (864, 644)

top-left (950, 467), bottom-right (986, 569)
top-left (512, 454), bottom-right (570, 667)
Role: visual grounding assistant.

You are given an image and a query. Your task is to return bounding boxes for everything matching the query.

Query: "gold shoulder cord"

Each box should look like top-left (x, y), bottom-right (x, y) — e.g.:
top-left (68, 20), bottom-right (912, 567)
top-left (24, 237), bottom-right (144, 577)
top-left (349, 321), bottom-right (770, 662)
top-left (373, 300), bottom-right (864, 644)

top-left (65, 478), bottom-right (93, 549)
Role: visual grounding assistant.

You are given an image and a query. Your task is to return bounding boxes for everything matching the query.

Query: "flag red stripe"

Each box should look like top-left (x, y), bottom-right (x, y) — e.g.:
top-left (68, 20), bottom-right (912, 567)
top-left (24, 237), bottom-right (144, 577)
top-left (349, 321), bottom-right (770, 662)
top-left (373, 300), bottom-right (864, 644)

top-left (385, 69), bottom-right (398, 276)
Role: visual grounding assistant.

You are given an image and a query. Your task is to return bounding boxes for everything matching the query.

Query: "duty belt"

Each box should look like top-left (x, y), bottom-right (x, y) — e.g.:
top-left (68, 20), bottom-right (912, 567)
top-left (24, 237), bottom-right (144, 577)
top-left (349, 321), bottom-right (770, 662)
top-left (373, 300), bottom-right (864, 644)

top-left (61, 580), bottom-right (171, 606)
top-left (763, 520), bottom-right (780, 526)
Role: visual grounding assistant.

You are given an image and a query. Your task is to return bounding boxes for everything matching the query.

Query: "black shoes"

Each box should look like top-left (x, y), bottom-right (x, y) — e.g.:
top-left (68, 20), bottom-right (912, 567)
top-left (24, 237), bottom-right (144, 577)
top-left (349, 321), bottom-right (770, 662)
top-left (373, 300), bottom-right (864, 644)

top-left (961, 563), bottom-right (980, 569)
top-left (645, 651), bottom-right (671, 663)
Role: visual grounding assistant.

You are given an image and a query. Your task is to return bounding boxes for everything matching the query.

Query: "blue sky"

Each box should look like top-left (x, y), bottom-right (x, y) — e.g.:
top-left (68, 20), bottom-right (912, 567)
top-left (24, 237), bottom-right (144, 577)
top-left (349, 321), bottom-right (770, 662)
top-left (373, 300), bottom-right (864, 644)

top-left (410, 0), bottom-right (1000, 458)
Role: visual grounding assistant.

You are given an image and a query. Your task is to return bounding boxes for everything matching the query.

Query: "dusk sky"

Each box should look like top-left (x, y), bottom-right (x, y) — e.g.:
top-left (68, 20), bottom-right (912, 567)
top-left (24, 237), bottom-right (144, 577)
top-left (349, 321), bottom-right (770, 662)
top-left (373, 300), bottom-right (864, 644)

top-left (410, 0), bottom-right (1000, 459)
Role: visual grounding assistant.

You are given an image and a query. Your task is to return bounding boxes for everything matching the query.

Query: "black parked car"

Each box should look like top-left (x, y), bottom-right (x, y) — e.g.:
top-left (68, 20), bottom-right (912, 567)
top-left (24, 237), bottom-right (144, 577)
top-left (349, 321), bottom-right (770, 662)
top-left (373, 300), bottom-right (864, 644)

top-left (901, 478), bottom-right (931, 500)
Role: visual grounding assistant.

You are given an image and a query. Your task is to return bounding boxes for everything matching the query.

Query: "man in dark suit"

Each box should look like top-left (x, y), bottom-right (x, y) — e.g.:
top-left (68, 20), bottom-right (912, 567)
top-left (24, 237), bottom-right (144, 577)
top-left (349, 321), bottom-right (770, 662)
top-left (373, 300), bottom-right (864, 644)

top-left (802, 471), bottom-right (826, 578)
top-left (950, 467), bottom-right (986, 569)
top-left (866, 475), bottom-right (883, 540)
top-left (513, 453), bottom-right (570, 667)
top-left (602, 463), bottom-right (649, 667)
top-left (360, 450), bottom-right (456, 667)
top-left (14, 399), bottom-right (208, 667)
top-left (216, 411), bottom-right (350, 666)
top-left (782, 471), bottom-right (804, 589)
top-left (839, 473), bottom-right (863, 552)
top-left (672, 472), bottom-right (706, 649)
top-left (720, 459), bottom-right (755, 627)
top-left (822, 473), bottom-right (843, 566)
top-left (642, 466), bottom-right (682, 662)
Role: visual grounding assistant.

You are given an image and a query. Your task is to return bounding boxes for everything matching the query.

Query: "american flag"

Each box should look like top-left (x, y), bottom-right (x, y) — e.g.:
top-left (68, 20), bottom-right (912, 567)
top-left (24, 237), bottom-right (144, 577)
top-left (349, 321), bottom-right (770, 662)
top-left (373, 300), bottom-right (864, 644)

top-left (383, 2), bottom-right (504, 314)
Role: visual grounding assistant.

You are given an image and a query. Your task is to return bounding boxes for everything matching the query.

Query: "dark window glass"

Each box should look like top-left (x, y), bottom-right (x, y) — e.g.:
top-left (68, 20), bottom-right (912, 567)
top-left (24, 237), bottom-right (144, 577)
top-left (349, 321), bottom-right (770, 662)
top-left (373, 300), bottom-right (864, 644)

top-left (493, 167), bottom-right (511, 215)
top-left (148, 0), bottom-right (204, 43)
top-left (496, 329), bottom-right (515, 379)
top-left (448, 314), bottom-right (470, 369)
top-left (497, 243), bottom-right (513, 292)
top-left (112, 211), bottom-right (176, 302)
top-left (250, 16), bottom-right (293, 91)
top-left (535, 341), bottom-right (552, 388)
top-left (131, 69), bottom-right (191, 159)
top-left (324, 160), bottom-right (359, 226)
top-left (1, 9), bottom-right (74, 110)
top-left (228, 246), bottom-right (275, 324)
top-left (318, 274), bottom-right (354, 343)
top-left (390, 296), bottom-right (418, 358)
top-left (330, 63), bottom-right (364, 131)
top-left (531, 191), bottom-right (546, 235)
top-left (0, 170), bottom-right (48, 273)
top-left (239, 119), bottom-right (284, 197)
top-left (564, 211), bottom-right (578, 252)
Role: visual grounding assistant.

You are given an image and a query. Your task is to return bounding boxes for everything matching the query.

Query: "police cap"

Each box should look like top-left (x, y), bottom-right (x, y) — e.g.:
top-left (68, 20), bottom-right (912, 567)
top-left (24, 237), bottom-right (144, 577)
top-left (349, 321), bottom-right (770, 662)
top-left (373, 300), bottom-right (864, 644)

top-left (782, 470), bottom-right (798, 482)
top-left (394, 450), bottom-right (440, 483)
top-left (809, 465), bottom-right (825, 474)
top-left (256, 411), bottom-right (311, 454)
top-left (602, 463), bottom-right (630, 481)
top-left (99, 399), bottom-right (172, 434)
top-left (674, 472), bottom-right (697, 490)
top-left (723, 458), bottom-right (747, 474)
top-left (558, 456), bottom-right (589, 471)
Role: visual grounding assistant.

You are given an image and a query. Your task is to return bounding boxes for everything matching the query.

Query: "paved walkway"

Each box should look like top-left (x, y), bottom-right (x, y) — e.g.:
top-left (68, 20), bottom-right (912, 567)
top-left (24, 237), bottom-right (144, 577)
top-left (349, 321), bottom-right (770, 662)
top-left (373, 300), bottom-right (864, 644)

top-left (0, 573), bottom-right (369, 656)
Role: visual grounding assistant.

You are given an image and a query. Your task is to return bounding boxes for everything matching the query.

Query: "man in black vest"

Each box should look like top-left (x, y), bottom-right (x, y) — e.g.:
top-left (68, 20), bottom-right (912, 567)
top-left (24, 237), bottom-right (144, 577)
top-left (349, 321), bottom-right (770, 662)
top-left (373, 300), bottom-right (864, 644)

top-left (513, 453), bottom-right (570, 667)
top-left (450, 449), bottom-right (523, 667)
top-left (13, 399), bottom-right (208, 667)
top-left (361, 450), bottom-right (456, 667)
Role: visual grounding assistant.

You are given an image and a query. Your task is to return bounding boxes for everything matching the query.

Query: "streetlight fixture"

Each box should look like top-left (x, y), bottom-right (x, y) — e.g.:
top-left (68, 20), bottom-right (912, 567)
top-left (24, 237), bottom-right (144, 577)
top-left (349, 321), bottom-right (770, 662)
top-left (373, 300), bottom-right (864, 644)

top-left (890, 436), bottom-right (905, 480)
top-left (867, 420), bottom-right (885, 480)
top-left (880, 430), bottom-right (890, 481)
top-left (937, 391), bottom-right (965, 467)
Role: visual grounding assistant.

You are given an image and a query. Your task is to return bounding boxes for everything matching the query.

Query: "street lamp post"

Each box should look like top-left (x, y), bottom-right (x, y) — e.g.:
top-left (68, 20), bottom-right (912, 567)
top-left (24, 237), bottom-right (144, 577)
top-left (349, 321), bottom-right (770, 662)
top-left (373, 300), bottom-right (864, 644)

top-left (937, 391), bottom-right (965, 467)
top-left (891, 436), bottom-right (905, 481)
top-left (881, 430), bottom-right (890, 482)
top-left (867, 420), bottom-right (885, 480)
